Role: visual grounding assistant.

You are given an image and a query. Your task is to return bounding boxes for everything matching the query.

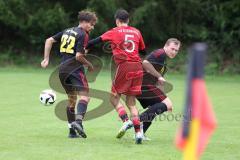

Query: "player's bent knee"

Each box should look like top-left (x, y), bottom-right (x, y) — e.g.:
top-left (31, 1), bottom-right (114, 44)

top-left (110, 94), bottom-right (120, 106)
top-left (167, 104), bottom-right (173, 111)
top-left (162, 98), bottom-right (173, 111)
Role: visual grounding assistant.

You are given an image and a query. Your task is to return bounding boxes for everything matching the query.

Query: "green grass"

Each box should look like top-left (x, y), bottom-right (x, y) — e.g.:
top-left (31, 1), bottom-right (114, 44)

top-left (0, 67), bottom-right (239, 160)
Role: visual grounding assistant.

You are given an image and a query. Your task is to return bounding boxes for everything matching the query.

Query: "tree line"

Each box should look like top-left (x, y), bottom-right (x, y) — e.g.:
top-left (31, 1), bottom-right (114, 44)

top-left (0, 0), bottom-right (239, 73)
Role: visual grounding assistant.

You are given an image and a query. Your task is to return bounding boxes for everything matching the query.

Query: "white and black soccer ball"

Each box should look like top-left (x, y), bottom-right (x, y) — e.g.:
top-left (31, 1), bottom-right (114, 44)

top-left (39, 89), bottom-right (56, 105)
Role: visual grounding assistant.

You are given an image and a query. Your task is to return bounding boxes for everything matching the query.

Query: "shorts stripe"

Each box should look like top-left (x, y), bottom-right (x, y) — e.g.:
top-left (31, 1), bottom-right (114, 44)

top-left (79, 72), bottom-right (88, 89)
top-left (147, 85), bottom-right (166, 101)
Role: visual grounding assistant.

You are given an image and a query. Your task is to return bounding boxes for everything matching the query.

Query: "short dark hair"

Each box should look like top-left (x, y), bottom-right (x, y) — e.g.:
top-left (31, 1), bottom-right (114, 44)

top-left (78, 10), bottom-right (98, 23)
top-left (114, 9), bottom-right (129, 23)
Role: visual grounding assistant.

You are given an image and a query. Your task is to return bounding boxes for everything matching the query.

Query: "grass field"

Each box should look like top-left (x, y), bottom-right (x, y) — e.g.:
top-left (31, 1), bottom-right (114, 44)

top-left (0, 67), bottom-right (239, 160)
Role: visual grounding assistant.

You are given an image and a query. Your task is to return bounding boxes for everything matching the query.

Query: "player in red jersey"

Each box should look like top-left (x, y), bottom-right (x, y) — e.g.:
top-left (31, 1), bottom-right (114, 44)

top-left (87, 9), bottom-right (146, 144)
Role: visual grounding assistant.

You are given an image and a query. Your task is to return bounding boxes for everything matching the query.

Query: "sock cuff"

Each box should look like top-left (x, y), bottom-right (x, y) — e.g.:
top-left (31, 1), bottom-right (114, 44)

top-left (132, 116), bottom-right (140, 123)
top-left (132, 116), bottom-right (140, 132)
top-left (67, 106), bottom-right (75, 112)
top-left (79, 99), bottom-right (88, 105)
top-left (160, 103), bottom-right (168, 112)
top-left (116, 106), bottom-right (126, 112)
top-left (116, 106), bottom-right (128, 122)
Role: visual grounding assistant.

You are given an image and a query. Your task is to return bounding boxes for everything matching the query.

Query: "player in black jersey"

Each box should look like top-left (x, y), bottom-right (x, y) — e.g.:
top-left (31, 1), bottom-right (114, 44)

top-left (137, 38), bottom-right (181, 140)
top-left (41, 10), bottom-right (97, 138)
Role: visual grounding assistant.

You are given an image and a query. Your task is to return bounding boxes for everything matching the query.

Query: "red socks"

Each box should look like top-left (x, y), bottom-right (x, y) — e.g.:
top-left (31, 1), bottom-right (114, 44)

top-left (132, 116), bottom-right (141, 133)
top-left (116, 106), bottom-right (129, 122)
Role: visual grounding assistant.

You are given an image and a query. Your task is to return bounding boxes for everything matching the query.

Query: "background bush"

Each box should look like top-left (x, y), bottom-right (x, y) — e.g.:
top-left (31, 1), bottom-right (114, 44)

top-left (0, 0), bottom-right (239, 73)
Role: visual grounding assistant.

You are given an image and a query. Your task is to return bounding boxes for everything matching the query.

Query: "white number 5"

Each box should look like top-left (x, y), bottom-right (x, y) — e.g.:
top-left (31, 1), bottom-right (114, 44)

top-left (124, 34), bottom-right (135, 53)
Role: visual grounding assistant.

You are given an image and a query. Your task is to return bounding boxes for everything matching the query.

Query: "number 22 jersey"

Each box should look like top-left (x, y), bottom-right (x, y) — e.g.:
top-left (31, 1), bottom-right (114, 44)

top-left (52, 27), bottom-right (89, 73)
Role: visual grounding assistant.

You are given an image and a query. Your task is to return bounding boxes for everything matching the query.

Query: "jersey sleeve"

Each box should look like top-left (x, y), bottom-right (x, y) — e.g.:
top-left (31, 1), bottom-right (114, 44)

top-left (146, 51), bottom-right (157, 63)
top-left (146, 50), bottom-right (164, 65)
top-left (86, 37), bottom-right (103, 49)
top-left (52, 31), bottom-right (63, 42)
top-left (76, 32), bottom-right (88, 54)
top-left (100, 30), bottom-right (114, 41)
top-left (146, 50), bottom-right (167, 76)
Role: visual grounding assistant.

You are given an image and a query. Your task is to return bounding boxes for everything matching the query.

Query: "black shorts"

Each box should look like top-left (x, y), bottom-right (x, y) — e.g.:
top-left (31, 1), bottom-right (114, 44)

top-left (59, 71), bottom-right (89, 94)
top-left (136, 84), bottom-right (167, 109)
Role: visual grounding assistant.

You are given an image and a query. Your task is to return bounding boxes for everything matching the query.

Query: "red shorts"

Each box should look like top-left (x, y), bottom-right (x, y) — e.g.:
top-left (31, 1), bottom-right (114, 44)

top-left (112, 61), bottom-right (143, 96)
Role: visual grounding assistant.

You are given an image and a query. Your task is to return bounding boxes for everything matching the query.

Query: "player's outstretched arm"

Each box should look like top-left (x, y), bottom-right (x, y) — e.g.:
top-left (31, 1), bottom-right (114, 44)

top-left (86, 37), bottom-right (103, 49)
top-left (41, 37), bottom-right (56, 68)
top-left (142, 60), bottom-right (162, 78)
top-left (142, 59), bottom-right (166, 84)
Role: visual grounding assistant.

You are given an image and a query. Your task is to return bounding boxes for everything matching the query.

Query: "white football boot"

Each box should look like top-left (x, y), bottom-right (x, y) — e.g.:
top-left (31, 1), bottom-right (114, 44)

top-left (116, 120), bottom-right (133, 139)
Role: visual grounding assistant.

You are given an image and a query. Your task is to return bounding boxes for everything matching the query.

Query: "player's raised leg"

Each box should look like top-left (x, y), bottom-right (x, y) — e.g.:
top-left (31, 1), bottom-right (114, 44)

top-left (140, 97), bottom-right (172, 136)
top-left (110, 93), bottom-right (133, 139)
top-left (126, 95), bottom-right (142, 144)
top-left (71, 91), bottom-right (89, 138)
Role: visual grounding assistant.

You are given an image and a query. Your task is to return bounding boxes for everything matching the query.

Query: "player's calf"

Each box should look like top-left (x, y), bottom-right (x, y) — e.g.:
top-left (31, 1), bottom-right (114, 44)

top-left (66, 105), bottom-right (77, 138)
top-left (140, 102), bottom-right (168, 134)
top-left (72, 95), bottom-right (90, 138)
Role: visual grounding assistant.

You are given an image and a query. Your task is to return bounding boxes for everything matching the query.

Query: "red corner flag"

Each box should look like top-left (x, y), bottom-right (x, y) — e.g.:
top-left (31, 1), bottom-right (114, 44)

top-left (175, 43), bottom-right (217, 160)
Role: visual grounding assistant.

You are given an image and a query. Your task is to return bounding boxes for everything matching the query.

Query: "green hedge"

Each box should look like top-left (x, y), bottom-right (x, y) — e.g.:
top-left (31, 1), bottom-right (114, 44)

top-left (0, 0), bottom-right (239, 73)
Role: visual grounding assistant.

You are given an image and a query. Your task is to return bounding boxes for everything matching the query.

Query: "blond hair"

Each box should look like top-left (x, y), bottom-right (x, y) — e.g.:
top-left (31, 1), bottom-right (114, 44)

top-left (165, 38), bottom-right (181, 46)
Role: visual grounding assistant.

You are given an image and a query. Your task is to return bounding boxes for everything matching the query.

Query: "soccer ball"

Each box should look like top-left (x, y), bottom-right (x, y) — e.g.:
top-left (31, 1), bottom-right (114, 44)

top-left (39, 89), bottom-right (56, 105)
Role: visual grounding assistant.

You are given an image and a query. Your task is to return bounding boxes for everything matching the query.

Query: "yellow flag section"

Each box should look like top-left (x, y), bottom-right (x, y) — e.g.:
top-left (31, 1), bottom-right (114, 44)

top-left (183, 119), bottom-right (200, 160)
top-left (183, 79), bottom-right (216, 160)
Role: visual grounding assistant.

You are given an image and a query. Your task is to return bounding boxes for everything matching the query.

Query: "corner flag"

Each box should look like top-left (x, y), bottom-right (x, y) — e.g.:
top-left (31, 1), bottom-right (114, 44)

top-left (175, 43), bottom-right (217, 160)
